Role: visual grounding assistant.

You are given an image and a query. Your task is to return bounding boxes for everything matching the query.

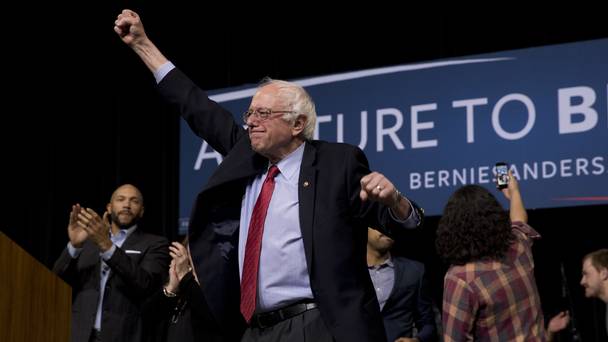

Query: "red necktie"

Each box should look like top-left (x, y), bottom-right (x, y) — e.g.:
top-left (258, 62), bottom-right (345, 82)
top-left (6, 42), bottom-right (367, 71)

top-left (240, 165), bottom-right (280, 322)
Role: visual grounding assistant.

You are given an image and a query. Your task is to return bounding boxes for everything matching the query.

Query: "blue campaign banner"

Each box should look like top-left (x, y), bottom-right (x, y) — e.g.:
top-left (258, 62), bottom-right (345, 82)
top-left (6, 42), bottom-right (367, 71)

top-left (179, 39), bottom-right (608, 232)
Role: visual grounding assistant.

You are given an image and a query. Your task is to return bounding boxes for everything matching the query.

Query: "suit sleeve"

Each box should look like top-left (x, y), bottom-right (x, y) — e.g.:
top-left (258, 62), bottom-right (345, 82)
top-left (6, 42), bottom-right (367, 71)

top-left (179, 272), bottom-right (232, 340)
top-left (52, 246), bottom-right (81, 286)
top-left (345, 145), bottom-right (422, 234)
top-left (104, 236), bottom-right (170, 298)
top-left (157, 68), bottom-right (246, 156)
top-left (179, 272), bottom-right (215, 324)
top-left (442, 274), bottom-right (477, 342)
top-left (412, 265), bottom-right (437, 342)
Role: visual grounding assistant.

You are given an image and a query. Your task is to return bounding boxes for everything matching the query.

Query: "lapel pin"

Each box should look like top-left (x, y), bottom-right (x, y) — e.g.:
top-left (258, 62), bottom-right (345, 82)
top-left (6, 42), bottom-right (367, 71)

top-left (303, 181), bottom-right (310, 187)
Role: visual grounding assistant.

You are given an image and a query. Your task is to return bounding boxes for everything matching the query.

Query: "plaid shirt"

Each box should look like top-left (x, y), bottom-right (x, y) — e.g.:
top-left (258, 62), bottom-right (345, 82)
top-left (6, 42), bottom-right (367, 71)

top-left (442, 221), bottom-right (546, 341)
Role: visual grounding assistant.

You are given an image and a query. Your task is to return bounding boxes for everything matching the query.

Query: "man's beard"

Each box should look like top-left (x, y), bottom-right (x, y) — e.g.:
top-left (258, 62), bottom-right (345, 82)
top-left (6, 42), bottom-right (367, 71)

top-left (111, 210), bottom-right (140, 229)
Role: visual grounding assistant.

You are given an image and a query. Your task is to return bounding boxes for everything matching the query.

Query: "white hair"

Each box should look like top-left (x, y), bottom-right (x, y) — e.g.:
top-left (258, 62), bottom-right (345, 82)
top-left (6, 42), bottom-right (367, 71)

top-left (259, 77), bottom-right (317, 140)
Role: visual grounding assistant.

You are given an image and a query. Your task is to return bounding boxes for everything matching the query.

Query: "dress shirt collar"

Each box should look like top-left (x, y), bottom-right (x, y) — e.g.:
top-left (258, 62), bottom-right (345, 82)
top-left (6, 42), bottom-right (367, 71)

top-left (272, 142), bottom-right (305, 182)
top-left (110, 224), bottom-right (137, 242)
top-left (368, 254), bottom-right (394, 270)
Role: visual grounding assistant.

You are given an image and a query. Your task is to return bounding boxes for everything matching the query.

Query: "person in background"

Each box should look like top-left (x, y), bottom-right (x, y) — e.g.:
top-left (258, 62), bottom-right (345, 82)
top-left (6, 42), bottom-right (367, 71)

top-left (162, 239), bottom-right (197, 341)
top-left (53, 184), bottom-right (170, 342)
top-left (580, 248), bottom-right (608, 336)
top-left (436, 172), bottom-right (569, 341)
top-left (367, 227), bottom-right (437, 342)
top-left (145, 237), bottom-right (224, 342)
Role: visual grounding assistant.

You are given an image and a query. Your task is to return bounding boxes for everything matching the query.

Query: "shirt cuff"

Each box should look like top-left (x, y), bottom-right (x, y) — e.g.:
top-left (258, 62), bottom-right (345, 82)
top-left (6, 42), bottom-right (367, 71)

top-left (389, 196), bottom-right (420, 224)
top-left (100, 244), bottom-right (117, 260)
top-left (67, 242), bottom-right (83, 258)
top-left (154, 61), bottom-right (175, 84)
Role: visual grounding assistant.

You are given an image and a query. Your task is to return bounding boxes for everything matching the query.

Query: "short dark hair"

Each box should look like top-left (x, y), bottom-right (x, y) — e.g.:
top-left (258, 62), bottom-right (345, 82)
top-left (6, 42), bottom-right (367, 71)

top-left (584, 249), bottom-right (608, 271)
top-left (436, 185), bottom-right (514, 265)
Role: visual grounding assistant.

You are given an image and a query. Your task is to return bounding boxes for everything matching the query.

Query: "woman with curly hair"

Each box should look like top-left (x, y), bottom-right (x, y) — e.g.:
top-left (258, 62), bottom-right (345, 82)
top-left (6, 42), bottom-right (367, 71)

top-left (436, 171), bottom-right (569, 341)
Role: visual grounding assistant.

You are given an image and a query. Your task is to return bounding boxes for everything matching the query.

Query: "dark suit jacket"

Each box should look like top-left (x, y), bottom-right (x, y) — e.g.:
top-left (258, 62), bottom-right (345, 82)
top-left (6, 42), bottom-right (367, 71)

top-left (158, 68), bottom-right (424, 342)
top-left (53, 229), bottom-right (169, 342)
top-left (381, 257), bottom-right (437, 342)
top-left (144, 272), bottom-right (224, 342)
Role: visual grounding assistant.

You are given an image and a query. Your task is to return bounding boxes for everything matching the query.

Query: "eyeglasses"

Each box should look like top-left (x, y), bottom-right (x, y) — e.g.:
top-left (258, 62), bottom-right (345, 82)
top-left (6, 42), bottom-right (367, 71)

top-left (243, 107), bottom-right (297, 123)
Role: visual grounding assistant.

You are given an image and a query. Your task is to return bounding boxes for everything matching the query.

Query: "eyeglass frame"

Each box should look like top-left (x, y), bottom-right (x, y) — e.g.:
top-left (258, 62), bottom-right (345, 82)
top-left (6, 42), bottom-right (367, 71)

top-left (242, 107), bottom-right (299, 124)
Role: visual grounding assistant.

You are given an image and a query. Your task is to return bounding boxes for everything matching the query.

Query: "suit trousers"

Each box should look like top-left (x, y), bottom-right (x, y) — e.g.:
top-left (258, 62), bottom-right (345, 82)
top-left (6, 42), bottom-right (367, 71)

top-left (241, 308), bottom-right (334, 342)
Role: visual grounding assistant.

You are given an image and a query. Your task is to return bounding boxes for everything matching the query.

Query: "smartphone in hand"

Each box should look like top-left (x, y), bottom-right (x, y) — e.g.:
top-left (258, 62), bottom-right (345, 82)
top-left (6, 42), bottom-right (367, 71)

top-left (495, 162), bottom-right (509, 189)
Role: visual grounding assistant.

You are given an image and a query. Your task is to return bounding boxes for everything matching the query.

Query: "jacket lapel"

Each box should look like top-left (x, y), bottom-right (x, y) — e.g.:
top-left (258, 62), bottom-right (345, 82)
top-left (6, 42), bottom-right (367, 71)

top-left (298, 142), bottom-right (318, 271)
top-left (384, 258), bottom-right (403, 309)
top-left (105, 229), bottom-right (143, 282)
top-left (120, 228), bottom-right (142, 252)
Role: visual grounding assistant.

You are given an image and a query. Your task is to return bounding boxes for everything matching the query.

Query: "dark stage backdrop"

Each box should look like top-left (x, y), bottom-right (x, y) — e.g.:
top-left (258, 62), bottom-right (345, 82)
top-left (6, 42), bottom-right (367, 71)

top-left (4, 3), bottom-right (607, 341)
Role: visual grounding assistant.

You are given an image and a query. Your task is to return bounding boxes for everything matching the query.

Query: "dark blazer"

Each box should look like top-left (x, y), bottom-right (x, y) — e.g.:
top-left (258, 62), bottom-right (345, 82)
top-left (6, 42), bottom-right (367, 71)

top-left (144, 272), bottom-right (224, 342)
top-left (158, 68), bottom-right (424, 342)
top-left (53, 229), bottom-right (169, 342)
top-left (381, 257), bottom-right (437, 342)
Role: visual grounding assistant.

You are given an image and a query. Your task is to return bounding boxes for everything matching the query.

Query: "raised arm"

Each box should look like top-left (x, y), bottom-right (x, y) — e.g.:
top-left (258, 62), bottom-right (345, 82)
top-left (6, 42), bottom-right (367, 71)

top-left (114, 9), bottom-right (168, 73)
top-left (52, 204), bottom-right (89, 281)
top-left (501, 170), bottom-right (527, 223)
top-left (113, 9), bottom-right (245, 155)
